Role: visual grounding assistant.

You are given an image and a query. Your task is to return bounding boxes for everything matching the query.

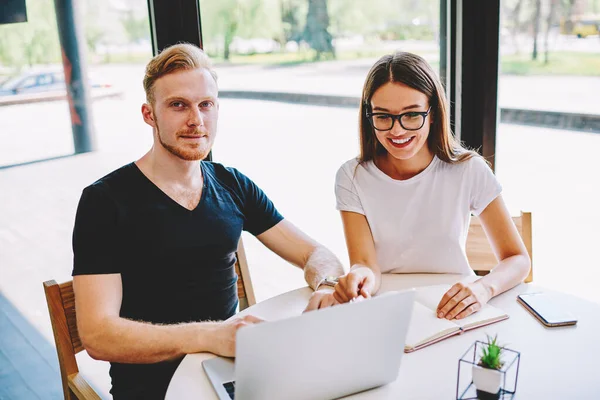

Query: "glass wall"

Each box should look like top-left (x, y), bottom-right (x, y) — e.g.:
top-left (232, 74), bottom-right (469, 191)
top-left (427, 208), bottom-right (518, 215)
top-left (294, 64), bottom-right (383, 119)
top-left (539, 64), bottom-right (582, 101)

top-left (82, 0), bottom-right (154, 156)
top-left (497, 0), bottom-right (600, 303)
top-left (0, 0), bottom-right (154, 168)
top-left (200, 0), bottom-right (440, 96)
top-left (199, 0), bottom-right (441, 300)
top-left (0, 0), bottom-right (71, 167)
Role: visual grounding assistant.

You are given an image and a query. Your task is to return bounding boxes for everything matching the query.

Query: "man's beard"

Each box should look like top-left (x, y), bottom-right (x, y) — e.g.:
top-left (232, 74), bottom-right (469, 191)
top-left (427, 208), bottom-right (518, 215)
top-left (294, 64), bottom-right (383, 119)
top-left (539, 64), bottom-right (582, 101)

top-left (156, 125), bottom-right (208, 161)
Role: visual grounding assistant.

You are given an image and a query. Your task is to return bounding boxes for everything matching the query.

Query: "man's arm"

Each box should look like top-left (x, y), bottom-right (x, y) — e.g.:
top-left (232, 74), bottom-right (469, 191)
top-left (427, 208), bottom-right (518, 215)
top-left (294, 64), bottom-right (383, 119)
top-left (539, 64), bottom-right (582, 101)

top-left (256, 219), bottom-right (345, 289)
top-left (255, 220), bottom-right (345, 311)
top-left (74, 274), bottom-right (261, 363)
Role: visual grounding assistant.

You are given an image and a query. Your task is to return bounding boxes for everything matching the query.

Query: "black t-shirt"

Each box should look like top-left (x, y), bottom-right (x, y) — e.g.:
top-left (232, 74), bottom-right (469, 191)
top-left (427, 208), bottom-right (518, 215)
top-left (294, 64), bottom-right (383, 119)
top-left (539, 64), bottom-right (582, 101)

top-left (72, 161), bottom-right (283, 399)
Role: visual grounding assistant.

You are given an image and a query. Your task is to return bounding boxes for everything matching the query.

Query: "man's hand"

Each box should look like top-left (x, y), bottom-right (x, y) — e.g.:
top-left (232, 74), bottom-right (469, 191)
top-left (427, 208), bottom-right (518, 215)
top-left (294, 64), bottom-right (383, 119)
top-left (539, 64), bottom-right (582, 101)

top-left (333, 266), bottom-right (375, 303)
top-left (303, 288), bottom-right (339, 313)
top-left (436, 281), bottom-right (493, 320)
top-left (206, 315), bottom-right (263, 357)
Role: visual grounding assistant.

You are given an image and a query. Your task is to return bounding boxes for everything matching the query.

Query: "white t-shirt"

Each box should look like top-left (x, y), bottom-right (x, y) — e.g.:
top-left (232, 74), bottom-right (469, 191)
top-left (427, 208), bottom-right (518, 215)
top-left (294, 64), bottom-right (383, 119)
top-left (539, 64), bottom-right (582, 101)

top-left (335, 155), bottom-right (502, 275)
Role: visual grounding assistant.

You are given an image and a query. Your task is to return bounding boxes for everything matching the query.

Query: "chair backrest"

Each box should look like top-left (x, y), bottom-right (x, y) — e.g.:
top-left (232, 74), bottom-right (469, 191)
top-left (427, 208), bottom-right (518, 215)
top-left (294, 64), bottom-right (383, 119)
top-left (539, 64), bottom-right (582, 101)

top-left (43, 280), bottom-right (101, 400)
top-left (235, 237), bottom-right (257, 310)
top-left (466, 211), bottom-right (533, 283)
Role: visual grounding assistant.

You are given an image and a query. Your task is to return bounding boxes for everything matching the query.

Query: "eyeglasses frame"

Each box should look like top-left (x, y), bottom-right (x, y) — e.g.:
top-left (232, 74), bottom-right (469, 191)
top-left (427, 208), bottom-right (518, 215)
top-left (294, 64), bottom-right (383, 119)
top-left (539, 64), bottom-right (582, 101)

top-left (366, 106), bottom-right (432, 131)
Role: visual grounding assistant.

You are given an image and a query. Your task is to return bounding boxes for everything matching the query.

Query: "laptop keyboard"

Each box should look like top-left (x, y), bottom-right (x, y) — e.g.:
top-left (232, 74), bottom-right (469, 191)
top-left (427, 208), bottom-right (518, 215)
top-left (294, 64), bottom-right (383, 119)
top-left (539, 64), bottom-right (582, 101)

top-left (223, 381), bottom-right (235, 399)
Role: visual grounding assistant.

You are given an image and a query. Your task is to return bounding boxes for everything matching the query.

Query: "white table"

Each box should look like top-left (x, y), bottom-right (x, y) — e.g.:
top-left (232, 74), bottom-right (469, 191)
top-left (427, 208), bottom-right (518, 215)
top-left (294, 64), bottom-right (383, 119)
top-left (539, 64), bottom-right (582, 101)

top-left (166, 274), bottom-right (600, 399)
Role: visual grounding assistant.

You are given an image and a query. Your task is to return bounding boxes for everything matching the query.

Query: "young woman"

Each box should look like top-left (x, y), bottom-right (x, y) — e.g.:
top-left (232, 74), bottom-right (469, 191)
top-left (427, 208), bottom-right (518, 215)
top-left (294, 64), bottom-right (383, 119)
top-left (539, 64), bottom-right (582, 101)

top-left (332, 52), bottom-right (530, 320)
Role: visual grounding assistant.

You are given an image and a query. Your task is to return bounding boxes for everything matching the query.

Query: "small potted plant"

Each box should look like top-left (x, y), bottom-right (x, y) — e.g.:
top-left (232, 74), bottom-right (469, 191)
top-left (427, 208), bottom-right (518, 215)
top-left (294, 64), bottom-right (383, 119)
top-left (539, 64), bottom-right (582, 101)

top-left (472, 334), bottom-right (504, 400)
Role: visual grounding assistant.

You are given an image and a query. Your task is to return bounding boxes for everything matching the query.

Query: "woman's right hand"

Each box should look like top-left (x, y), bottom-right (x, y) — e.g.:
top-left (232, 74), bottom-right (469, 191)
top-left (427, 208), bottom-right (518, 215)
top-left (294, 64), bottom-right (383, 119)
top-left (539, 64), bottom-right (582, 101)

top-left (333, 265), bottom-right (376, 303)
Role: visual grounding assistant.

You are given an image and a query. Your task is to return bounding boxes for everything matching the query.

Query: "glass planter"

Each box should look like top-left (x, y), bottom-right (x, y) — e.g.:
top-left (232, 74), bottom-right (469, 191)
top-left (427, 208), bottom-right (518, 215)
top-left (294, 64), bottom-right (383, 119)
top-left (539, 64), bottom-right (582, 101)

top-left (456, 340), bottom-right (520, 400)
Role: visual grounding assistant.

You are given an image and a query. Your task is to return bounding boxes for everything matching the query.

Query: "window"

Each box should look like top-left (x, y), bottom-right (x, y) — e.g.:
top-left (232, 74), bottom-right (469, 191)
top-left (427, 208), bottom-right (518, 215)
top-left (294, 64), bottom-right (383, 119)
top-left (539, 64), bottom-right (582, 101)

top-left (199, 0), bottom-right (442, 300)
top-left (0, 0), bottom-right (69, 167)
top-left (0, 0), bottom-right (153, 167)
top-left (497, 0), bottom-right (600, 303)
top-left (19, 76), bottom-right (37, 88)
top-left (36, 74), bottom-right (53, 86)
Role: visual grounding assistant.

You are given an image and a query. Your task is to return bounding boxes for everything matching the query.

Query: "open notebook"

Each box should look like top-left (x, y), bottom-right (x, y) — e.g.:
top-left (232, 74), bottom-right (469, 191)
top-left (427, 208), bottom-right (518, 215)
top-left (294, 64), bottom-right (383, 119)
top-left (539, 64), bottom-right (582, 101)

top-left (404, 284), bottom-right (509, 353)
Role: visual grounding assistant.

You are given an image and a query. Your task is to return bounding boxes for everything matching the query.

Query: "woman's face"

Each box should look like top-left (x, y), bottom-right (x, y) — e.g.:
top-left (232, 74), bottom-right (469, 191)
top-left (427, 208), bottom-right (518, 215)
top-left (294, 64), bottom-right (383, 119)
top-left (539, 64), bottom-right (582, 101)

top-left (369, 82), bottom-right (432, 162)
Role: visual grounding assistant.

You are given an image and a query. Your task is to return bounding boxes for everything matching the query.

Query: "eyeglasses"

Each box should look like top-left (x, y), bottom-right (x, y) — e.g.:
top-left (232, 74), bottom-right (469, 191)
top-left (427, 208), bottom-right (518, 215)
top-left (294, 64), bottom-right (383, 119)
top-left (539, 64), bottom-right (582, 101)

top-left (366, 106), bottom-right (432, 131)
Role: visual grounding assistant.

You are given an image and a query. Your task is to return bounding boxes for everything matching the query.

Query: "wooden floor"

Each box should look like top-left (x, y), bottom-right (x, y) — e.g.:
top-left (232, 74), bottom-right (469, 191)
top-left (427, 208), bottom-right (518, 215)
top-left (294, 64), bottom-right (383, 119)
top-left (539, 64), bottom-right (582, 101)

top-left (0, 292), bottom-right (63, 399)
top-left (0, 151), bottom-right (139, 399)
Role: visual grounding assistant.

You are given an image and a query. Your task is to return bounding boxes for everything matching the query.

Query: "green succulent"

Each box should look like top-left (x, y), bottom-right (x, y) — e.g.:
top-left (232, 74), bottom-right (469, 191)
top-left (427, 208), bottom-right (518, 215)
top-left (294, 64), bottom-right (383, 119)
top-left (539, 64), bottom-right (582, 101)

top-left (478, 334), bottom-right (504, 370)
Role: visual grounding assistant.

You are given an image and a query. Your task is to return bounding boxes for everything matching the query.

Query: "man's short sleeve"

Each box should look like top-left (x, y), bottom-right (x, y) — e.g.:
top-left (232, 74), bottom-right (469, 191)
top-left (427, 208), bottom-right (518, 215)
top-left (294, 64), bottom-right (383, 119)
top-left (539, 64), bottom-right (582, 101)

top-left (232, 170), bottom-right (284, 236)
top-left (72, 185), bottom-right (122, 275)
top-left (335, 162), bottom-right (365, 215)
top-left (469, 156), bottom-right (502, 216)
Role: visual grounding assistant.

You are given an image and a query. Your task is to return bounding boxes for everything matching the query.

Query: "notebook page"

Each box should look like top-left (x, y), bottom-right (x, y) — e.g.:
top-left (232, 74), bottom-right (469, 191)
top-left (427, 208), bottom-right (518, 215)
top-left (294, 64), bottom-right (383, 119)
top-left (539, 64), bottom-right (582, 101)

top-left (414, 284), bottom-right (452, 311)
top-left (405, 301), bottom-right (459, 351)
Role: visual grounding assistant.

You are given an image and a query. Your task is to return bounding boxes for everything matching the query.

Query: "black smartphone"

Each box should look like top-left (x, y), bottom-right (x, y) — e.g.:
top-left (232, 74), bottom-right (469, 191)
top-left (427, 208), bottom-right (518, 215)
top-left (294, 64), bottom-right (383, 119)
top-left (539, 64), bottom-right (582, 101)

top-left (517, 292), bottom-right (578, 327)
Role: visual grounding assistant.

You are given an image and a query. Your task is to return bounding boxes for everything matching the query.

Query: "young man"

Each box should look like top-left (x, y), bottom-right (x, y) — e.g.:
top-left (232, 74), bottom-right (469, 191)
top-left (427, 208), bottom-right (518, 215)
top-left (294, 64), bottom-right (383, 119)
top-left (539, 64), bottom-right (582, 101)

top-left (72, 43), bottom-right (343, 399)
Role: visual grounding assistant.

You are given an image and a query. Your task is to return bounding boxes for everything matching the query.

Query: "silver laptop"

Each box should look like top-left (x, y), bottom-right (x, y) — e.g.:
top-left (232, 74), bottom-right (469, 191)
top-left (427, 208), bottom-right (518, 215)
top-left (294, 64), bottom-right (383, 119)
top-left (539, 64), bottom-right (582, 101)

top-left (203, 289), bottom-right (415, 400)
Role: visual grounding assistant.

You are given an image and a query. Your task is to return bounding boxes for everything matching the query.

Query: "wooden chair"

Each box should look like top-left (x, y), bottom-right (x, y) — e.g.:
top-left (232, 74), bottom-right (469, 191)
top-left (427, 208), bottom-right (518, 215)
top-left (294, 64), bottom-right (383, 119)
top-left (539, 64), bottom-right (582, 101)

top-left (466, 211), bottom-right (533, 283)
top-left (43, 239), bottom-right (255, 399)
top-left (235, 237), bottom-right (257, 310)
top-left (43, 279), bottom-right (102, 400)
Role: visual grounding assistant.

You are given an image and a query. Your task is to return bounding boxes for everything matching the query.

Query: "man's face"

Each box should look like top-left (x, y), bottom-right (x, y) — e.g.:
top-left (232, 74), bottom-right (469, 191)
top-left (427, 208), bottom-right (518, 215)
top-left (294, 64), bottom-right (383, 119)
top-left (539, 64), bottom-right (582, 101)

top-left (143, 68), bottom-right (219, 161)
